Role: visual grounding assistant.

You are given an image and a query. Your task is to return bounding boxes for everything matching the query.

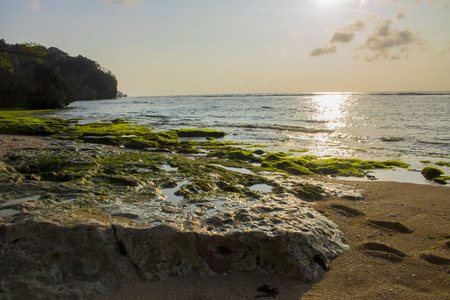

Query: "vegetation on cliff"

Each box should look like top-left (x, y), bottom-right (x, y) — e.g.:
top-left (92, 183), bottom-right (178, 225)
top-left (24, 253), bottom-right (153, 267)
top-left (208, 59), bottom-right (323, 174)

top-left (0, 39), bottom-right (117, 109)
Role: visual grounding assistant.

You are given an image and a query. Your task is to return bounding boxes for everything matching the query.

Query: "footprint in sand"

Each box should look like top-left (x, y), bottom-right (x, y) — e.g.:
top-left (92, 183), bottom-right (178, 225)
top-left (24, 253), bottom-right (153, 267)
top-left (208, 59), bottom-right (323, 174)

top-left (359, 242), bottom-right (407, 262)
top-left (368, 220), bottom-right (413, 234)
top-left (419, 253), bottom-right (450, 265)
top-left (330, 204), bottom-right (365, 217)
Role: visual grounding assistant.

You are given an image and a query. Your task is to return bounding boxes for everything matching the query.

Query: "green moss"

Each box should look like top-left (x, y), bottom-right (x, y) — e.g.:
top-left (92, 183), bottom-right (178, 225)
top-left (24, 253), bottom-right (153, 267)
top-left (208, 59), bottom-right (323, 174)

top-left (175, 128), bottom-right (226, 138)
top-left (289, 148), bottom-right (309, 153)
top-left (0, 111), bottom-right (232, 151)
top-left (272, 160), bottom-right (314, 175)
top-left (264, 152), bottom-right (292, 161)
top-left (209, 148), bottom-right (263, 163)
top-left (261, 156), bottom-right (410, 177)
top-left (0, 109), bottom-right (68, 135)
top-left (291, 184), bottom-right (325, 201)
top-left (432, 176), bottom-right (449, 184)
top-left (193, 179), bottom-right (216, 191)
top-left (421, 166), bottom-right (444, 180)
top-left (420, 160), bottom-right (431, 164)
top-left (302, 155), bottom-right (318, 161)
top-left (435, 161), bottom-right (450, 167)
top-left (245, 144), bottom-right (269, 148)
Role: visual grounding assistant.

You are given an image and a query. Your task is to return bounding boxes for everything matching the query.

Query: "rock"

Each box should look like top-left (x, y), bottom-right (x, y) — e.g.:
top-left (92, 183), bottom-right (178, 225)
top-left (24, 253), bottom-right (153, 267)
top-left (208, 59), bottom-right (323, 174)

top-left (0, 147), bottom-right (354, 299)
top-left (0, 61), bottom-right (75, 109)
top-left (0, 40), bottom-right (117, 109)
top-left (0, 222), bottom-right (139, 299)
top-left (421, 166), bottom-right (444, 180)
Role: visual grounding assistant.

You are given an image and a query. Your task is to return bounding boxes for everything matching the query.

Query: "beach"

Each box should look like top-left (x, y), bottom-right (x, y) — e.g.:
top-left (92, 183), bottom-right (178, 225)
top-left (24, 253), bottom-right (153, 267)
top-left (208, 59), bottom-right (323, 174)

top-left (2, 134), bottom-right (448, 299)
top-left (101, 180), bottom-right (449, 300)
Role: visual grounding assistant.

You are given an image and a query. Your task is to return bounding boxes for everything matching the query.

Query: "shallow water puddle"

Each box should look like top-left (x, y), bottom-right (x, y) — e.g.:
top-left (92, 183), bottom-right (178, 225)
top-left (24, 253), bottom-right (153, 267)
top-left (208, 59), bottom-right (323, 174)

top-left (1, 195), bottom-right (40, 207)
top-left (162, 180), bottom-right (189, 203)
top-left (337, 169), bottom-right (434, 185)
top-left (211, 164), bottom-right (253, 174)
top-left (249, 184), bottom-right (273, 193)
top-left (160, 164), bottom-right (178, 172)
top-left (0, 209), bottom-right (21, 217)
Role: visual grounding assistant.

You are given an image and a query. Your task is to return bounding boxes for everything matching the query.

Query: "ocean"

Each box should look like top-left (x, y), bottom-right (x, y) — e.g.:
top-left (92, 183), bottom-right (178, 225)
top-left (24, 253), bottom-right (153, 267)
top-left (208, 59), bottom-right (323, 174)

top-left (45, 92), bottom-right (450, 185)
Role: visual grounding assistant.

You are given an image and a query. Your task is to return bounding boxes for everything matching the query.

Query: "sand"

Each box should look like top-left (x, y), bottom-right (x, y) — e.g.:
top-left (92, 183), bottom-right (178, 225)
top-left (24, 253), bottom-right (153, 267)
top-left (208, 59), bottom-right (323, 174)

top-left (1, 134), bottom-right (449, 299)
top-left (0, 134), bottom-right (57, 156)
top-left (99, 181), bottom-right (449, 300)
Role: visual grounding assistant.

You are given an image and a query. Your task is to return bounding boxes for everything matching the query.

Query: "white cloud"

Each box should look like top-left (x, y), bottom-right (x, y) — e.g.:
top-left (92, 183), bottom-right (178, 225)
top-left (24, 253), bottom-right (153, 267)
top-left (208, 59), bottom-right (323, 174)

top-left (330, 17), bottom-right (372, 44)
top-left (310, 17), bottom-right (372, 57)
top-left (27, 0), bottom-right (41, 11)
top-left (356, 19), bottom-right (426, 61)
top-left (310, 15), bottom-right (426, 61)
top-left (310, 45), bottom-right (337, 57)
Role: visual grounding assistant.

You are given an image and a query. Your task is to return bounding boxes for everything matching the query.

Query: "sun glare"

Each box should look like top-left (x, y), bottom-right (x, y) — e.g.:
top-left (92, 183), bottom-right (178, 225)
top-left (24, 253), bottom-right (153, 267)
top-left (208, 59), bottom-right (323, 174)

top-left (318, 0), bottom-right (343, 6)
top-left (311, 94), bottom-right (350, 130)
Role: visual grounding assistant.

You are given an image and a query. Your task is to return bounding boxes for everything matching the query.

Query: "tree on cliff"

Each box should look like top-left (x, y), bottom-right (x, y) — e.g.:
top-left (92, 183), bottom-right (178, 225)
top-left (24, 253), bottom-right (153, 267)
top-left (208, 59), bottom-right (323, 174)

top-left (0, 40), bottom-right (117, 109)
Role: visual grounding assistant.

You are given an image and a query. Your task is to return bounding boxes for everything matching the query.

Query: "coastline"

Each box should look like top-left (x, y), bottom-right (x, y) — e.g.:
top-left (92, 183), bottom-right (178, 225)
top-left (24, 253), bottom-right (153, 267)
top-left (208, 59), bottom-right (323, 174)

top-left (1, 134), bottom-right (449, 299)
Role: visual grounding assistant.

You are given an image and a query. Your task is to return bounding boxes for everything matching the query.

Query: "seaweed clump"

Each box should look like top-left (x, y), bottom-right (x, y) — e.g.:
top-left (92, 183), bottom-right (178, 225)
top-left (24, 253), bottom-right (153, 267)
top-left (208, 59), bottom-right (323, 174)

top-left (0, 110), bottom-right (69, 135)
top-left (421, 166), bottom-right (448, 184)
top-left (421, 166), bottom-right (444, 180)
top-left (261, 154), bottom-right (409, 177)
top-left (175, 129), bottom-right (226, 138)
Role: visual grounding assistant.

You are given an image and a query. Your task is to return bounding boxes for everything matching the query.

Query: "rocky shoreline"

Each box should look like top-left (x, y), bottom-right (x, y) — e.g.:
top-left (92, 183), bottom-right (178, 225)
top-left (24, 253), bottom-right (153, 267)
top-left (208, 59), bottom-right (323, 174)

top-left (0, 136), bottom-right (367, 299)
top-left (1, 124), bottom-right (448, 299)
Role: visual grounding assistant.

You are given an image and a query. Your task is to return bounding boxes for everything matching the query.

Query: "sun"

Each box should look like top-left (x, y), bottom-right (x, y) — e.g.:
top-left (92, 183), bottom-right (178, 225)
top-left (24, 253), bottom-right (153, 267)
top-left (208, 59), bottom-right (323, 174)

top-left (318, 0), bottom-right (343, 6)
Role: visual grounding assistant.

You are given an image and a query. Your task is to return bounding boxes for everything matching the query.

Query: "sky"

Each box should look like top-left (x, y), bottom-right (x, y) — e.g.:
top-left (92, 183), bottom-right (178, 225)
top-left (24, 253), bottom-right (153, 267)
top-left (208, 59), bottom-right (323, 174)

top-left (1, 0), bottom-right (449, 96)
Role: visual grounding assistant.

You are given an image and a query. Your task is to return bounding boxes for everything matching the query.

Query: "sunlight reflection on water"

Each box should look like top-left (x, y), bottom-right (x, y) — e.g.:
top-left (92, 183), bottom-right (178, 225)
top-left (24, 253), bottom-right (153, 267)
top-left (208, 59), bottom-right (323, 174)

top-left (302, 94), bottom-right (352, 157)
top-left (309, 93), bottom-right (350, 130)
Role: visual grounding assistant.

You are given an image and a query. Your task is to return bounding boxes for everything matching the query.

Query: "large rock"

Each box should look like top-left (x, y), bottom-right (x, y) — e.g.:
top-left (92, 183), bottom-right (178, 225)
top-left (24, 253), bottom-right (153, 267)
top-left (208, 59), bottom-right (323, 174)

top-left (0, 61), bottom-right (75, 109)
top-left (0, 144), bottom-right (351, 299)
top-left (0, 192), bottom-right (347, 299)
top-left (0, 40), bottom-right (117, 109)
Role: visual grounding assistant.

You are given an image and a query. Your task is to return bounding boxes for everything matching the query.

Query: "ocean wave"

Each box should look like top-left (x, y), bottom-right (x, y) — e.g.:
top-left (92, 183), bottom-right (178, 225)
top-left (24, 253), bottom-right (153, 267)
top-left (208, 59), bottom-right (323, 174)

top-left (380, 136), bottom-right (404, 142)
top-left (221, 123), bottom-right (333, 134)
top-left (368, 92), bottom-right (450, 96)
top-left (154, 91), bottom-right (450, 99)
top-left (417, 140), bottom-right (450, 146)
top-left (305, 120), bottom-right (329, 123)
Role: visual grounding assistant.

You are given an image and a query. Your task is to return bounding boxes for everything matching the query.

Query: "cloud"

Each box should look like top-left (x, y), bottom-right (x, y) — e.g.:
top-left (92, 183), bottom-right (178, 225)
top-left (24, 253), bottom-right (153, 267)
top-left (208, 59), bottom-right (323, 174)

top-left (104, 0), bottom-right (142, 6)
top-left (27, 0), bottom-right (41, 11)
top-left (310, 45), bottom-right (337, 57)
top-left (396, 11), bottom-right (407, 19)
top-left (310, 17), bottom-right (371, 57)
top-left (330, 18), bottom-right (370, 44)
top-left (356, 19), bottom-right (426, 61)
top-left (330, 31), bottom-right (356, 44)
top-left (285, 31), bottom-right (302, 42)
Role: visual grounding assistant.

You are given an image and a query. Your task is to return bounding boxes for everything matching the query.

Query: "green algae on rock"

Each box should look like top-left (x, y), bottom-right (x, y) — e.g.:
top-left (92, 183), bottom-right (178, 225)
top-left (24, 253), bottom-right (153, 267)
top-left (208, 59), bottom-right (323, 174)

top-left (435, 161), bottom-right (450, 167)
top-left (175, 128), bottom-right (226, 138)
top-left (0, 109), bottom-right (69, 135)
top-left (421, 166), bottom-right (448, 184)
top-left (261, 155), bottom-right (409, 177)
top-left (421, 166), bottom-right (444, 180)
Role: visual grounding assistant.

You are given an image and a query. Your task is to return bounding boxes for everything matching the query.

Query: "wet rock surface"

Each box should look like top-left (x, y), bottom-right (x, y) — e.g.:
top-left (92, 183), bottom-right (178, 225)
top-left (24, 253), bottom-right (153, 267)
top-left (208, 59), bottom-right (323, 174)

top-left (0, 139), bottom-right (359, 299)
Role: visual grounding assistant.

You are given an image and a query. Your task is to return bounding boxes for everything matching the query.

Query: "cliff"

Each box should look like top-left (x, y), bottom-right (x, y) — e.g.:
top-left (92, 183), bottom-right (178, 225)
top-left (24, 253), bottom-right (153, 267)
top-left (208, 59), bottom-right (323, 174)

top-left (0, 39), bottom-right (117, 109)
